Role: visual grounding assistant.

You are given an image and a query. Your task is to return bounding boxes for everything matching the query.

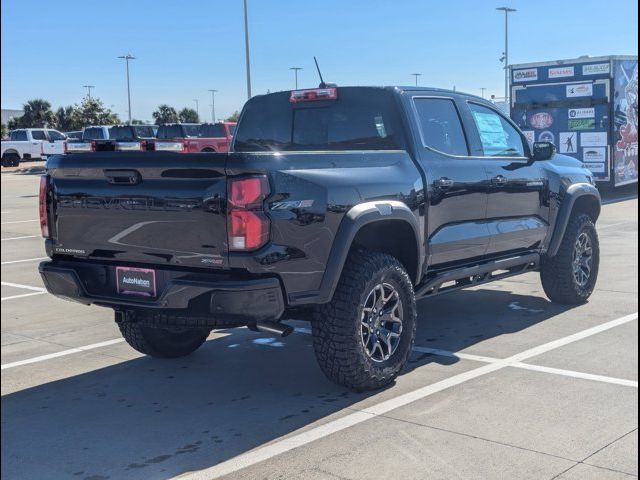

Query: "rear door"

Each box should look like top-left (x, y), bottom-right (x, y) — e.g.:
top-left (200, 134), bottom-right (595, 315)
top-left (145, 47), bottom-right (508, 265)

top-left (461, 101), bottom-right (549, 258)
top-left (408, 96), bottom-right (492, 268)
top-left (49, 152), bottom-right (230, 269)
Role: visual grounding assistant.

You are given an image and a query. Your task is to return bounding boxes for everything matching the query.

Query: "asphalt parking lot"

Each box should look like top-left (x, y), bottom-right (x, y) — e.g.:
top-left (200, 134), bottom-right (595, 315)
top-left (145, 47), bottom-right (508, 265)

top-left (1, 169), bottom-right (638, 480)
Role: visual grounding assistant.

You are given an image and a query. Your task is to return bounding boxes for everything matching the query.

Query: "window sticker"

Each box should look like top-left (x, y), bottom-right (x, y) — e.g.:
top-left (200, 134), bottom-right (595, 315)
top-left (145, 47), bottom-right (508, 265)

top-left (472, 111), bottom-right (508, 150)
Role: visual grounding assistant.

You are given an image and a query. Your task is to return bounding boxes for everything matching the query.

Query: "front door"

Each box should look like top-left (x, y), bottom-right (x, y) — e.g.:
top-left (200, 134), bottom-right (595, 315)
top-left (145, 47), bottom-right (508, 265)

top-left (408, 96), bottom-right (492, 269)
top-left (461, 101), bottom-right (549, 258)
top-left (42, 130), bottom-right (67, 156)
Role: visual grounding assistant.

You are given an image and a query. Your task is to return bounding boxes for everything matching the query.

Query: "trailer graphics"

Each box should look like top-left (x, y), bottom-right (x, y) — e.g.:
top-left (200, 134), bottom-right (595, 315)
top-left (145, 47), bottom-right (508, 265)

top-left (613, 61), bottom-right (638, 186)
top-left (510, 55), bottom-right (638, 187)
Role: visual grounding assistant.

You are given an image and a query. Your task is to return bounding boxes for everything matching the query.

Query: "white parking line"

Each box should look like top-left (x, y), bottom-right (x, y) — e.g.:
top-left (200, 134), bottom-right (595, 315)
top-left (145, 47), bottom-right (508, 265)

top-left (512, 363), bottom-right (638, 388)
top-left (1, 235), bottom-right (40, 241)
top-left (0, 339), bottom-right (126, 370)
top-left (1, 281), bottom-right (46, 292)
top-left (1, 291), bottom-right (47, 302)
top-left (179, 312), bottom-right (638, 479)
top-left (0, 219), bottom-right (39, 225)
top-left (1, 257), bottom-right (48, 265)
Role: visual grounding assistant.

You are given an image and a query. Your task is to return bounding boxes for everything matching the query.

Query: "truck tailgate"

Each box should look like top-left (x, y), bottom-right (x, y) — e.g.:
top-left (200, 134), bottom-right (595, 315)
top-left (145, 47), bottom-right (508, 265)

top-left (47, 152), bottom-right (229, 269)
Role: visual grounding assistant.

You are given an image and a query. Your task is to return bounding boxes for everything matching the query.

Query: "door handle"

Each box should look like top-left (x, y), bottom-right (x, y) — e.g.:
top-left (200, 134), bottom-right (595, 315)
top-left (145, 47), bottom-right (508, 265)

top-left (492, 175), bottom-right (508, 186)
top-left (435, 177), bottom-right (454, 189)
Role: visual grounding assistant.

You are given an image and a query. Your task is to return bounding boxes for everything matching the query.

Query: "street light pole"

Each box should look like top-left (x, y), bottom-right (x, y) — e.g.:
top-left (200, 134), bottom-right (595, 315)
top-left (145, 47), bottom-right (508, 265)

top-left (290, 67), bottom-right (302, 89)
top-left (411, 73), bottom-right (422, 86)
top-left (480, 87), bottom-right (487, 99)
top-left (118, 54), bottom-right (136, 124)
top-left (243, 0), bottom-right (252, 99)
top-left (208, 89), bottom-right (217, 123)
top-left (497, 7), bottom-right (516, 113)
top-left (193, 99), bottom-right (199, 118)
top-left (83, 85), bottom-right (95, 98)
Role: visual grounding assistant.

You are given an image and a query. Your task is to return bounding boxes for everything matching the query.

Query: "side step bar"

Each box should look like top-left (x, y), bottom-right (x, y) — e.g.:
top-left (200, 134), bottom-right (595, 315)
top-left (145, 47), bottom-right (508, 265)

top-left (415, 253), bottom-right (540, 299)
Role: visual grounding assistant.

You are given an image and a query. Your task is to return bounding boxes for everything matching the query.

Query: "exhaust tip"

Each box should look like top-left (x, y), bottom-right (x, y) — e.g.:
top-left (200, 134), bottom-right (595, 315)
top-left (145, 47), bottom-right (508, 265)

top-left (253, 321), bottom-right (294, 338)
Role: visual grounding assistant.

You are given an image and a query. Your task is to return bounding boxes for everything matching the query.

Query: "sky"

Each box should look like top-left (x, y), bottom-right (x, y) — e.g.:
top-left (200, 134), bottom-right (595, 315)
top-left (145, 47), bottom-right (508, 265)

top-left (1, 0), bottom-right (638, 123)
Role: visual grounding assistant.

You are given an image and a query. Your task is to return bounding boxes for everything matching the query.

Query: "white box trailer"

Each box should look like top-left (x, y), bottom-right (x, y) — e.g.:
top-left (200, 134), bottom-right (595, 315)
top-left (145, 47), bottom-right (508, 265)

top-left (510, 55), bottom-right (638, 187)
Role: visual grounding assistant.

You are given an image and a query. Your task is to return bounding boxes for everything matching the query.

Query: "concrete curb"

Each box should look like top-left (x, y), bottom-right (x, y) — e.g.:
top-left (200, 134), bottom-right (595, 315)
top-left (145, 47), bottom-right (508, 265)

top-left (0, 163), bottom-right (46, 174)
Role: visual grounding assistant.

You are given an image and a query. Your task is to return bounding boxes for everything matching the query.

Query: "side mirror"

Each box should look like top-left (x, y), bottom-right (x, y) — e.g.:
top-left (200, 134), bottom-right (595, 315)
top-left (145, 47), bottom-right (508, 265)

top-left (532, 141), bottom-right (556, 161)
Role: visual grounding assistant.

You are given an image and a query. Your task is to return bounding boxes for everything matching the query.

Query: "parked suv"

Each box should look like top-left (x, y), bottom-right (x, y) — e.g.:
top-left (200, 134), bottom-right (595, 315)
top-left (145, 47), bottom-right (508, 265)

top-left (39, 86), bottom-right (601, 390)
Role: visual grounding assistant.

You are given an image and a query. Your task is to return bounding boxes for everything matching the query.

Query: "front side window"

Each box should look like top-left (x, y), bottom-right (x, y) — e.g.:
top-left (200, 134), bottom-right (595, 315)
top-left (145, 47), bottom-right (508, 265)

top-left (200, 124), bottom-right (226, 138)
top-left (48, 130), bottom-right (66, 141)
top-left (413, 98), bottom-right (468, 156)
top-left (31, 130), bottom-right (47, 140)
top-left (468, 103), bottom-right (525, 157)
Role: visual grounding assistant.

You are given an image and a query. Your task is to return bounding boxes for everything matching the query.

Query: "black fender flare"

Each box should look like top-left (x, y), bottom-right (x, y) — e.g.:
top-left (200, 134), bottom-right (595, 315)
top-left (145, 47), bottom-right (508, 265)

top-left (306, 201), bottom-right (423, 305)
top-left (547, 183), bottom-right (601, 257)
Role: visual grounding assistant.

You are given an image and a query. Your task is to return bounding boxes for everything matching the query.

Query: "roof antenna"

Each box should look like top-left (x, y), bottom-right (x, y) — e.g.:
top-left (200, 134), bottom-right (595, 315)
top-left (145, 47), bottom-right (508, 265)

top-left (314, 56), bottom-right (326, 88)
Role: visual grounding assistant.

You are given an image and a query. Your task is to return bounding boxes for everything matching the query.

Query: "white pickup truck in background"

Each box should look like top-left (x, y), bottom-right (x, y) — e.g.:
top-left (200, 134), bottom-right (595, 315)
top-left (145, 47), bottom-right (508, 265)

top-left (1, 128), bottom-right (67, 167)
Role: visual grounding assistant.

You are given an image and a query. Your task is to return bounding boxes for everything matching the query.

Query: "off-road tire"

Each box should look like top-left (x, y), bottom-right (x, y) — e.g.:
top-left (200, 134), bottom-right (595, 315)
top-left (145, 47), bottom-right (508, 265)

top-left (541, 213), bottom-right (599, 305)
top-left (312, 249), bottom-right (417, 391)
top-left (118, 320), bottom-right (210, 358)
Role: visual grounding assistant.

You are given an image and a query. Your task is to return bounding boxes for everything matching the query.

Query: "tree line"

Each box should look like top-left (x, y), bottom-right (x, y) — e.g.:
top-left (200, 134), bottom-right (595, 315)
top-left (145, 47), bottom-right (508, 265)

top-left (1, 98), bottom-right (242, 138)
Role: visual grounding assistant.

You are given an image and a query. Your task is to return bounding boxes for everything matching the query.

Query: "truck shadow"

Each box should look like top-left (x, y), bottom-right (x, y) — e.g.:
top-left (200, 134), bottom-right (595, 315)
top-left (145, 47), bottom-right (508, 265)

top-left (2, 287), bottom-right (572, 480)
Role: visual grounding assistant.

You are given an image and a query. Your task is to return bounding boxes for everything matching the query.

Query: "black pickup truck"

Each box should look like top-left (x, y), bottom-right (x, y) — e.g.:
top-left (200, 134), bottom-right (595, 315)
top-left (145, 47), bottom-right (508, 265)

top-left (39, 86), bottom-right (601, 390)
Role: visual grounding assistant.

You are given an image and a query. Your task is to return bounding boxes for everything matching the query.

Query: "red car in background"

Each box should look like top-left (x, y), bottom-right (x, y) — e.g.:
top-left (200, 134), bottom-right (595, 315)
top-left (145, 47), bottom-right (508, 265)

top-left (154, 122), bottom-right (236, 153)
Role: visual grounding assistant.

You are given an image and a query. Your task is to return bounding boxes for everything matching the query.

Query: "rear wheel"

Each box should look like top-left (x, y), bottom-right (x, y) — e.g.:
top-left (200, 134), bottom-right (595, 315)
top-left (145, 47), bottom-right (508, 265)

top-left (117, 318), bottom-right (210, 358)
top-left (2, 153), bottom-right (20, 167)
top-left (312, 249), bottom-right (417, 391)
top-left (541, 213), bottom-right (599, 304)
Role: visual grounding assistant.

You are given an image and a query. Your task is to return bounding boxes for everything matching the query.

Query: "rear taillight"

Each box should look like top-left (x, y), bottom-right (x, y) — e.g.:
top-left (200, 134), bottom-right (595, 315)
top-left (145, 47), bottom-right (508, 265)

top-left (39, 175), bottom-right (50, 238)
top-left (227, 176), bottom-right (270, 251)
top-left (289, 87), bottom-right (338, 103)
top-left (140, 140), bottom-right (147, 151)
top-left (90, 140), bottom-right (97, 152)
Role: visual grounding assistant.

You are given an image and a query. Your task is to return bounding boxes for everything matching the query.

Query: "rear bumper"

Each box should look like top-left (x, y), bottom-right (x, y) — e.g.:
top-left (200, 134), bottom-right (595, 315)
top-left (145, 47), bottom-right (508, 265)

top-left (39, 260), bottom-right (285, 322)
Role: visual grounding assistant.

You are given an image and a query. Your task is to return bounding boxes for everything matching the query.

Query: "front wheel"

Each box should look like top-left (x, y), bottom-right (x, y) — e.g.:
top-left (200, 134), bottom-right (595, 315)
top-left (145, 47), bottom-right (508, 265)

top-left (312, 249), bottom-right (417, 391)
top-left (541, 213), bottom-right (600, 305)
top-left (118, 320), bottom-right (210, 358)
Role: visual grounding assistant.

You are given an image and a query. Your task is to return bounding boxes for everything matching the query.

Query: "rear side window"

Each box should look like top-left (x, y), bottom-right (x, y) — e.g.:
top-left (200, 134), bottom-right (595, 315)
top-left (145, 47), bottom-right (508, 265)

top-left (10, 130), bottom-right (27, 141)
top-left (83, 128), bottom-right (105, 140)
top-left (413, 98), bottom-right (468, 156)
top-left (200, 123), bottom-right (226, 137)
top-left (31, 130), bottom-right (47, 140)
top-left (468, 103), bottom-right (525, 157)
top-left (234, 88), bottom-right (402, 152)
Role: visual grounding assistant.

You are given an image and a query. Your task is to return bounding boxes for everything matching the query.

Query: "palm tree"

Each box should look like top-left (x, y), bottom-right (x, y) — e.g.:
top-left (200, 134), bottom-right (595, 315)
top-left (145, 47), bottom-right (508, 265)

top-left (15, 99), bottom-right (56, 128)
top-left (55, 106), bottom-right (79, 131)
top-left (152, 105), bottom-right (179, 125)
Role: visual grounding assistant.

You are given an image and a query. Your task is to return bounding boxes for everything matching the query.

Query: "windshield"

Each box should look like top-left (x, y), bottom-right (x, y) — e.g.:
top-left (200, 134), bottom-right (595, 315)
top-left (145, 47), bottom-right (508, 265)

top-left (234, 88), bottom-right (402, 152)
